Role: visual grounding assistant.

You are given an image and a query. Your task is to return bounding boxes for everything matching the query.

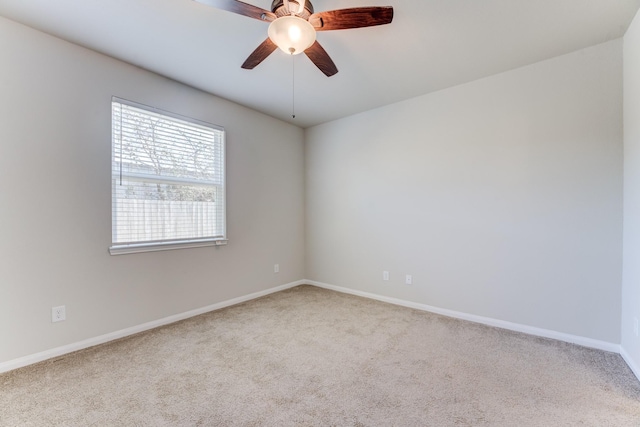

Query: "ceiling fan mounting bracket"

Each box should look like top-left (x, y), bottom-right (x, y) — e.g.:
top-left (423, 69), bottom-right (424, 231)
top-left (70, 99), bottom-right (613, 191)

top-left (271, 0), bottom-right (314, 19)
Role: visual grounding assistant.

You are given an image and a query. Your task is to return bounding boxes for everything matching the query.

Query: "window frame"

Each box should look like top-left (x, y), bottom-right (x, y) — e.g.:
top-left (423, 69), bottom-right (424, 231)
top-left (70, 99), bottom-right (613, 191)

top-left (109, 97), bottom-right (227, 255)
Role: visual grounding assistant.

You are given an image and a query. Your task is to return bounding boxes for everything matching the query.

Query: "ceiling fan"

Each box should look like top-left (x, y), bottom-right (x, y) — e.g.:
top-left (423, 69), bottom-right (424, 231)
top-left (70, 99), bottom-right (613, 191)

top-left (194, 0), bottom-right (394, 77)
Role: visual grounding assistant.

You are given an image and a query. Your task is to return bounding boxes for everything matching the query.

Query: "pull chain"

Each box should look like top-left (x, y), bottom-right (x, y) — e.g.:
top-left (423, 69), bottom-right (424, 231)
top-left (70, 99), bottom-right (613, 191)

top-left (291, 52), bottom-right (296, 119)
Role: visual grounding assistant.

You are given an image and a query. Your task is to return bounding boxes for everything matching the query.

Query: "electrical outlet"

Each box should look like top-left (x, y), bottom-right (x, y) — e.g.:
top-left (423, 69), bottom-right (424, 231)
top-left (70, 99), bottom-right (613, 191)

top-left (634, 317), bottom-right (639, 337)
top-left (405, 275), bottom-right (413, 285)
top-left (52, 306), bottom-right (66, 323)
top-left (383, 271), bottom-right (389, 281)
top-left (274, 264), bottom-right (279, 273)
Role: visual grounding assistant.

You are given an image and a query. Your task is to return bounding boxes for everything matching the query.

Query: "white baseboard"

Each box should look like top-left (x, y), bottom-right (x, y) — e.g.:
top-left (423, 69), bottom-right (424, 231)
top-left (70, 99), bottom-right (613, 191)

top-left (306, 280), bottom-right (621, 354)
top-left (0, 280), bottom-right (304, 374)
top-left (620, 346), bottom-right (640, 382)
top-left (1, 279), bottom-right (630, 377)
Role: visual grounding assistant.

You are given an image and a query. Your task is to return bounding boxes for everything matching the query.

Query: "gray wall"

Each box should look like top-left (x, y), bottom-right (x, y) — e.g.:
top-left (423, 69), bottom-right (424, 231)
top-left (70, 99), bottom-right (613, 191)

top-left (622, 9), bottom-right (640, 374)
top-left (305, 40), bottom-right (623, 343)
top-left (0, 17), bottom-right (305, 364)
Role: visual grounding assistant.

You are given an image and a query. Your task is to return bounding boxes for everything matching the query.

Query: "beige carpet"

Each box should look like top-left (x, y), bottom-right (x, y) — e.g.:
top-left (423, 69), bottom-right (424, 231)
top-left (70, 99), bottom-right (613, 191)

top-left (1, 285), bottom-right (639, 426)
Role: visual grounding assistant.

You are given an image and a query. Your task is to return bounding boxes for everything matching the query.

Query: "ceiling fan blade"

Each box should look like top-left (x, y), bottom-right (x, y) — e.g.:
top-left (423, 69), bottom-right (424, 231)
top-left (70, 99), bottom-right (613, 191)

top-left (309, 7), bottom-right (393, 31)
top-left (242, 38), bottom-right (278, 69)
top-left (304, 41), bottom-right (338, 77)
top-left (193, 0), bottom-right (276, 22)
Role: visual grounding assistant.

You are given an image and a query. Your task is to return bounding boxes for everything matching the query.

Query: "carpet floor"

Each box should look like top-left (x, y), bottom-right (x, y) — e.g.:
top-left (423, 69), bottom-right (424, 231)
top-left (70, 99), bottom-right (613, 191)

top-left (1, 285), bottom-right (639, 426)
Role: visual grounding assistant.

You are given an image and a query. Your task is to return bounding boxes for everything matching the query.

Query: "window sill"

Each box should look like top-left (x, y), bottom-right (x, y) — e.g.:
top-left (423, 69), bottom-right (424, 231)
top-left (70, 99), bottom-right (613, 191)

top-left (109, 238), bottom-right (228, 255)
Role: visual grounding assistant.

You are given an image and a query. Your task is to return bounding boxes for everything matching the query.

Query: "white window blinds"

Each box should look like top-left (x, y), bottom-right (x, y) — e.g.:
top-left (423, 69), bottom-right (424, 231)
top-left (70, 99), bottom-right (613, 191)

top-left (110, 97), bottom-right (226, 255)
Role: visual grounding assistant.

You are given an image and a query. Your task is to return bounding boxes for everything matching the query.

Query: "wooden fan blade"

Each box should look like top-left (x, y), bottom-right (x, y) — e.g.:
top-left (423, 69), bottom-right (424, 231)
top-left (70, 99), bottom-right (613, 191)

top-left (242, 38), bottom-right (278, 69)
top-left (309, 7), bottom-right (393, 31)
top-left (193, 0), bottom-right (276, 22)
top-left (304, 41), bottom-right (338, 77)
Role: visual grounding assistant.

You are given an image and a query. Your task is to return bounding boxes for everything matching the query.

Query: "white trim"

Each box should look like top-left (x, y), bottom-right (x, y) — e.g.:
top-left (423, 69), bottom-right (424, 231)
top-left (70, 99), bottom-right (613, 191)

top-left (620, 346), bottom-right (640, 382)
top-left (1, 280), bottom-right (630, 376)
top-left (111, 96), bottom-right (224, 131)
top-left (306, 280), bottom-right (621, 353)
top-left (109, 238), bottom-right (228, 255)
top-left (0, 280), bottom-right (303, 374)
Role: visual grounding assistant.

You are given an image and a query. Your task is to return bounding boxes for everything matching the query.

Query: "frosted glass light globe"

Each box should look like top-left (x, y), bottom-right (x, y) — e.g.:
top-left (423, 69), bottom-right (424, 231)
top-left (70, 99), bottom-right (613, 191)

top-left (268, 16), bottom-right (316, 55)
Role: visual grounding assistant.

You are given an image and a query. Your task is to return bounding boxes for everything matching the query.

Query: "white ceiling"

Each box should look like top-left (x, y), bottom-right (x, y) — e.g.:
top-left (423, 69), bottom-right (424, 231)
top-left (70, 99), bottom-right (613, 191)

top-left (1, 0), bottom-right (639, 128)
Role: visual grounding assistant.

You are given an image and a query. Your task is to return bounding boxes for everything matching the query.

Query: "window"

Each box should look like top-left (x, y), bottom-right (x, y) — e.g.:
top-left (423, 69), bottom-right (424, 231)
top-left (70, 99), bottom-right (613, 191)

top-left (110, 97), bottom-right (226, 255)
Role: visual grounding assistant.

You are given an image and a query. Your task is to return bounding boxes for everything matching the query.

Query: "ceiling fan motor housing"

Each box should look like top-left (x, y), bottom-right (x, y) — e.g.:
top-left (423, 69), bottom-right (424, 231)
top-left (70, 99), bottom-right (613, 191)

top-left (271, 0), bottom-right (314, 18)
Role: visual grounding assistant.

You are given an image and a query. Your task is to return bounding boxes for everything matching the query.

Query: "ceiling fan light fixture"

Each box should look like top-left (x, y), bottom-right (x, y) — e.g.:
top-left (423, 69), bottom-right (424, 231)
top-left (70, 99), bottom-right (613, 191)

top-left (268, 16), bottom-right (316, 55)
